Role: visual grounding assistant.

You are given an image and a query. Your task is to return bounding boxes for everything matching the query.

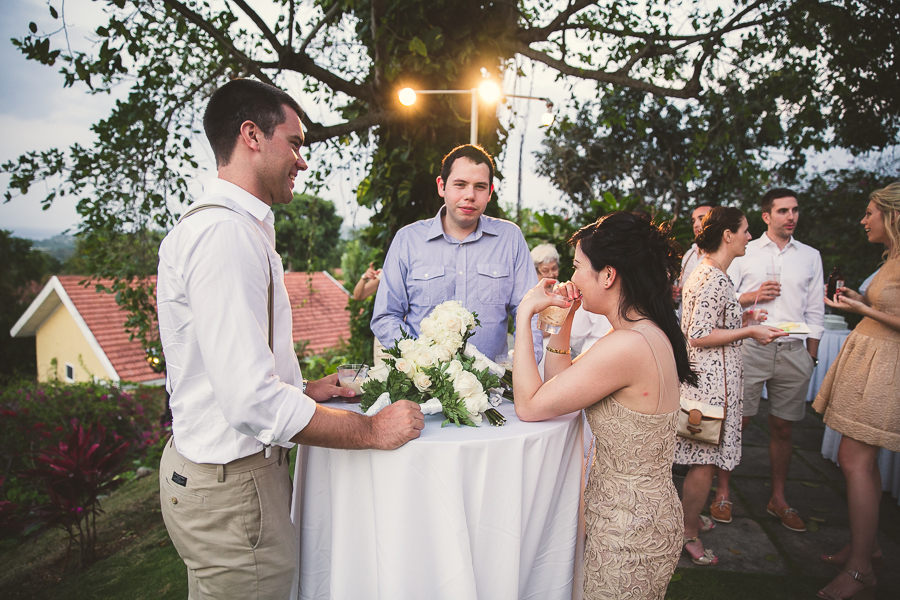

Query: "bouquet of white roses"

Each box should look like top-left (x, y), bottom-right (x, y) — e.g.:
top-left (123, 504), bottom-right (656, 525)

top-left (359, 301), bottom-right (504, 427)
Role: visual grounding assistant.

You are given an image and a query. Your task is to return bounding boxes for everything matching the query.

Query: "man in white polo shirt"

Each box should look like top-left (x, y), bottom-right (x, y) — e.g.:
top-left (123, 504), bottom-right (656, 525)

top-left (719, 188), bottom-right (824, 532)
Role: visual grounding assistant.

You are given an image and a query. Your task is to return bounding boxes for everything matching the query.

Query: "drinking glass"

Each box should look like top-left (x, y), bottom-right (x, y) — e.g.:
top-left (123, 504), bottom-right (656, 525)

top-left (337, 364), bottom-right (369, 401)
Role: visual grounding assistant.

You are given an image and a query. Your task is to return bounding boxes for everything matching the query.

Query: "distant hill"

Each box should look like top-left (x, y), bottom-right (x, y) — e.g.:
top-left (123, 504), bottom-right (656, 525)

top-left (32, 234), bottom-right (76, 262)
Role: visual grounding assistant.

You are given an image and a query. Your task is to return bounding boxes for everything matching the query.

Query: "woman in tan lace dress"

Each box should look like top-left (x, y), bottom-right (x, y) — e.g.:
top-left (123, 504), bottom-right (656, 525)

top-left (812, 183), bottom-right (900, 600)
top-left (513, 212), bottom-right (698, 599)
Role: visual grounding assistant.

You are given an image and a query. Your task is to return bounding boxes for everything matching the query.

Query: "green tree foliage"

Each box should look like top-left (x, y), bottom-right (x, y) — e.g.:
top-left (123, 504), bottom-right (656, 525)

top-left (0, 232), bottom-right (60, 381)
top-left (339, 235), bottom-right (381, 366)
top-left (3, 1), bottom-right (899, 357)
top-left (536, 86), bottom-right (779, 218)
top-left (272, 193), bottom-right (343, 272)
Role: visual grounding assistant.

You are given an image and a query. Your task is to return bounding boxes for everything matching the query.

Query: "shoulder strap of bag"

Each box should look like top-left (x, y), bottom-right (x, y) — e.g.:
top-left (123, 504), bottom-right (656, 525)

top-left (178, 203), bottom-right (274, 352)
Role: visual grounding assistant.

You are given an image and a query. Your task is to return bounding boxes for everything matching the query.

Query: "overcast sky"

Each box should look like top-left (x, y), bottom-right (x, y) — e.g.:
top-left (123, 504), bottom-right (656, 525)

top-left (0, 0), bottom-right (576, 241)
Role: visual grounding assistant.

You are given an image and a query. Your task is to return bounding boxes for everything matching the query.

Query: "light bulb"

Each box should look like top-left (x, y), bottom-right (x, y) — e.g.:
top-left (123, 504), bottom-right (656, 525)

top-left (541, 111), bottom-right (555, 126)
top-left (398, 87), bottom-right (417, 106)
top-left (478, 80), bottom-right (501, 103)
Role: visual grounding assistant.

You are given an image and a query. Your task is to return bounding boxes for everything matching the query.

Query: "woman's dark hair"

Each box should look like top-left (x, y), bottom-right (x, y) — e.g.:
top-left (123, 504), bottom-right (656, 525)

top-left (569, 211), bottom-right (698, 386)
top-left (203, 78), bottom-right (306, 167)
top-left (695, 207), bottom-right (745, 253)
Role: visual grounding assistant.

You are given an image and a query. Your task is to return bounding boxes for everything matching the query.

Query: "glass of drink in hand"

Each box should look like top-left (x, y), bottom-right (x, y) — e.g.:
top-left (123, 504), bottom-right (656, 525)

top-left (537, 289), bottom-right (573, 335)
top-left (746, 308), bottom-right (768, 326)
top-left (337, 364), bottom-right (369, 401)
top-left (765, 266), bottom-right (782, 284)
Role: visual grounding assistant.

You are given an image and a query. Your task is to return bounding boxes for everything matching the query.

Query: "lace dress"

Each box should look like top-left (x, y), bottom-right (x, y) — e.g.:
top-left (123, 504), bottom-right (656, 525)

top-left (583, 324), bottom-right (683, 599)
top-left (813, 258), bottom-right (900, 451)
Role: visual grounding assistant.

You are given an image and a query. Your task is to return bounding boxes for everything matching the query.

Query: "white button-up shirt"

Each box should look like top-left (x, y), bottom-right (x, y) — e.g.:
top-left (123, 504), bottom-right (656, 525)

top-left (157, 178), bottom-right (315, 464)
top-left (727, 232), bottom-right (825, 341)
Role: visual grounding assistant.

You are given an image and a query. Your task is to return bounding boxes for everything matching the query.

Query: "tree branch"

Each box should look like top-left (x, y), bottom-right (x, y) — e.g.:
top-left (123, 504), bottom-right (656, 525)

top-left (516, 43), bottom-right (702, 99)
top-left (231, 0), bottom-right (283, 52)
top-left (273, 53), bottom-right (375, 103)
top-left (300, 3), bottom-right (342, 54)
top-left (518, 0), bottom-right (596, 44)
top-left (303, 110), bottom-right (401, 145)
top-left (161, 0), bottom-right (275, 86)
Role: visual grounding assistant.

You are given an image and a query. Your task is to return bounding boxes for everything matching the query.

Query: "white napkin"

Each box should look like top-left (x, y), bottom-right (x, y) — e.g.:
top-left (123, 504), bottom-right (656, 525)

top-left (420, 398), bottom-right (443, 415)
top-left (463, 344), bottom-right (506, 377)
top-left (364, 392), bottom-right (392, 416)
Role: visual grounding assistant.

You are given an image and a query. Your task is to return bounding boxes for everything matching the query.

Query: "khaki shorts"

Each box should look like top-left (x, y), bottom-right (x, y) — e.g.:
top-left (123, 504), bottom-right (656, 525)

top-left (742, 339), bottom-right (815, 422)
top-left (159, 438), bottom-right (296, 600)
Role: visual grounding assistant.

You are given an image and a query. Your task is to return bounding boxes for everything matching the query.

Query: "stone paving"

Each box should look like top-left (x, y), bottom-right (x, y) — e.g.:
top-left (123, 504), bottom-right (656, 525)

top-left (673, 401), bottom-right (900, 597)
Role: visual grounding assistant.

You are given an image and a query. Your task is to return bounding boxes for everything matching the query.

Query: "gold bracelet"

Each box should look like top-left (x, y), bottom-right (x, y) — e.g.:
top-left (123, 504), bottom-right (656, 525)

top-left (546, 346), bottom-right (571, 355)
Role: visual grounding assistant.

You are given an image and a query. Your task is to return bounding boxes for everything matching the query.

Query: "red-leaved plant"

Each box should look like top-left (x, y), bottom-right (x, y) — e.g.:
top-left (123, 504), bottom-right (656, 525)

top-left (20, 424), bottom-right (129, 569)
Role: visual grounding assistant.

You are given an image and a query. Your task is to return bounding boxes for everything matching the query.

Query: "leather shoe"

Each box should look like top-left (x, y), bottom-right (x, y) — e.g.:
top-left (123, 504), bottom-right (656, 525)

top-left (766, 500), bottom-right (806, 532)
top-left (709, 499), bottom-right (732, 523)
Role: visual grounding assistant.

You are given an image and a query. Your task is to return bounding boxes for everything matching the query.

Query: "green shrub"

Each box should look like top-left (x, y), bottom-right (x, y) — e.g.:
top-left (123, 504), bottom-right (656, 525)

top-left (0, 380), bottom-right (166, 523)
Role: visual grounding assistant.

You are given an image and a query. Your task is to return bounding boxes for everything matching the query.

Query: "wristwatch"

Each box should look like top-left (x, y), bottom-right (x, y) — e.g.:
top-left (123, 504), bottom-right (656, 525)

top-left (812, 357), bottom-right (819, 367)
top-left (302, 379), bottom-right (309, 394)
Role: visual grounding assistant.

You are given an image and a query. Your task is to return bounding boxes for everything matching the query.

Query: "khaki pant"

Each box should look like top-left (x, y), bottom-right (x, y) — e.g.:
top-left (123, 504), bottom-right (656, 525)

top-left (742, 339), bottom-right (815, 421)
top-left (159, 438), bottom-right (296, 599)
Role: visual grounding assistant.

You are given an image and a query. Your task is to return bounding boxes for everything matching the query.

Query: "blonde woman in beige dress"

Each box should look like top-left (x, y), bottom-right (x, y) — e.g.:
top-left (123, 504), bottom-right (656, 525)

top-left (812, 183), bottom-right (900, 600)
top-left (513, 212), bottom-right (698, 600)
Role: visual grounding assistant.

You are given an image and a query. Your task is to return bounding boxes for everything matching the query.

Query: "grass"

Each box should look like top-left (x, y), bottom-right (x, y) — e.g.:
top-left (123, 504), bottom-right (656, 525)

top-left (0, 461), bottom-right (835, 600)
top-left (0, 474), bottom-right (187, 600)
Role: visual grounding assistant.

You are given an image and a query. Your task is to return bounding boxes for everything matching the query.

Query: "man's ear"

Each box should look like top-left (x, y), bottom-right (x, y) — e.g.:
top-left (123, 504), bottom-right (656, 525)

top-left (436, 176), bottom-right (446, 198)
top-left (238, 120), bottom-right (262, 152)
top-left (761, 211), bottom-right (771, 226)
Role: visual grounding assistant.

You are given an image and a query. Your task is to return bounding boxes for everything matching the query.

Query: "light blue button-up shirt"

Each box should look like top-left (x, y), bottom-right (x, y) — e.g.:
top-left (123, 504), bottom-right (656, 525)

top-left (372, 208), bottom-right (543, 363)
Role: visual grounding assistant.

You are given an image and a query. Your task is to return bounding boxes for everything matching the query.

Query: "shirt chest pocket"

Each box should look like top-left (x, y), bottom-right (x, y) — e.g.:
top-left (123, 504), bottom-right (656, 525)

top-left (409, 266), bottom-right (446, 306)
top-left (476, 264), bottom-right (510, 305)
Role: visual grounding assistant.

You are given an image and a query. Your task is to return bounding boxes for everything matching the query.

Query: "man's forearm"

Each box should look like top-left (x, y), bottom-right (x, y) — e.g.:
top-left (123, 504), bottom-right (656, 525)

top-left (806, 338), bottom-right (820, 358)
top-left (290, 405), bottom-right (375, 449)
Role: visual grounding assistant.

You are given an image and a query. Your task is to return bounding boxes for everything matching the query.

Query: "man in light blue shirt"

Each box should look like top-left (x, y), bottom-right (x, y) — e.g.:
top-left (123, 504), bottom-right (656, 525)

top-left (372, 145), bottom-right (542, 362)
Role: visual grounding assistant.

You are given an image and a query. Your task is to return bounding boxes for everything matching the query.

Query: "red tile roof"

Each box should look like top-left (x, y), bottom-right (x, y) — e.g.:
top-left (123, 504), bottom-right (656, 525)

top-left (283, 272), bottom-right (351, 354)
top-left (55, 272), bottom-right (350, 383)
top-left (57, 275), bottom-right (161, 384)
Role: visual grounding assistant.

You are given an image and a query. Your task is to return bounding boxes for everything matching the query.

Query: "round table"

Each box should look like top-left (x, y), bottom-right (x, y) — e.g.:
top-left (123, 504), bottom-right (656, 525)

top-left (290, 401), bottom-right (584, 600)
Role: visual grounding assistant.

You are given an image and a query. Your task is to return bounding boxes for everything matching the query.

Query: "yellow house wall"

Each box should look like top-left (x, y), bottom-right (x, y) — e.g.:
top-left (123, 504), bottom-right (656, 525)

top-left (35, 303), bottom-right (111, 383)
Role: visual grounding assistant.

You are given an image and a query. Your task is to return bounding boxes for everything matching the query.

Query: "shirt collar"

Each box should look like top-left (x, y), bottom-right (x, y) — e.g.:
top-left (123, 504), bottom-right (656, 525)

top-left (427, 206), bottom-right (496, 243)
top-left (758, 231), bottom-right (796, 251)
top-left (203, 178), bottom-right (274, 225)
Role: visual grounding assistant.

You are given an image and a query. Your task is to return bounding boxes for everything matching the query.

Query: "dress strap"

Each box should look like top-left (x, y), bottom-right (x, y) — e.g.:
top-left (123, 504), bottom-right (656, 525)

top-left (631, 323), bottom-right (675, 415)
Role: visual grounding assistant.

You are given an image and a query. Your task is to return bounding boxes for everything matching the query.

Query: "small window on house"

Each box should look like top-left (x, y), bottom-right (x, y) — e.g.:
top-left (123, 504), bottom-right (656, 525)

top-left (65, 363), bottom-right (75, 383)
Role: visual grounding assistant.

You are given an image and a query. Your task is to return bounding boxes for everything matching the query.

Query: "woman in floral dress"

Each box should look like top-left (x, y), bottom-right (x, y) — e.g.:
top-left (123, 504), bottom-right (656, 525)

top-left (676, 207), bottom-right (786, 565)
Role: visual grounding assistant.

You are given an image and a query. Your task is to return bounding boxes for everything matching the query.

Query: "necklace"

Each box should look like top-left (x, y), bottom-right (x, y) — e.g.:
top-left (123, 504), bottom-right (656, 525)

top-left (704, 256), bottom-right (726, 273)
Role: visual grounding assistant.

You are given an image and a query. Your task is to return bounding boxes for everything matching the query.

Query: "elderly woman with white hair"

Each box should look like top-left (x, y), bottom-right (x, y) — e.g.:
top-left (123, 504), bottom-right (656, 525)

top-left (531, 243), bottom-right (560, 280)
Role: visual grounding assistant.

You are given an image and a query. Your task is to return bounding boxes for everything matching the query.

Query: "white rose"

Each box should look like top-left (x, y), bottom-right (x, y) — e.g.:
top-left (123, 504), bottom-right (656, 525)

top-left (413, 372), bottom-right (432, 392)
top-left (468, 411), bottom-right (483, 426)
top-left (473, 357), bottom-right (490, 372)
top-left (432, 344), bottom-right (452, 363)
top-left (367, 362), bottom-right (390, 383)
top-left (397, 338), bottom-right (417, 355)
top-left (445, 360), bottom-right (464, 378)
top-left (443, 315), bottom-right (462, 335)
top-left (415, 347), bottom-right (436, 368)
top-left (402, 346), bottom-right (421, 363)
top-left (420, 316), bottom-right (440, 339)
top-left (464, 390), bottom-right (490, 414)
top-left (442, 332), bottom-right (463, 352)
top-left (453, 371), bottom-right (482, 399)
top-left (394, 357), bottom-right (416, 377)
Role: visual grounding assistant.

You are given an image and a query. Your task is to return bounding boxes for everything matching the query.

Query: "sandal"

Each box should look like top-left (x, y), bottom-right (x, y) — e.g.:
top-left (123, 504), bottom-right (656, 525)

top-left (820, 551), bottom-right (883, 575)
top-left (683, 536), bottom-right (718, 566)
top-left (816, 568), bottom-right (876, 600)
top-left (699, 515), bottom-right (716, 533)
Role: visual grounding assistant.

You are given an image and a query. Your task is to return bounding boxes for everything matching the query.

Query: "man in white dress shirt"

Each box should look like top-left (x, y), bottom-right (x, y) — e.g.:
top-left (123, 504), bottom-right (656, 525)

top-left (156, 79), bottom-right (424, 599)
top-left (675, 204), bottom-right (713, 319)
top-left (719, 188), bottom-right (824, 532)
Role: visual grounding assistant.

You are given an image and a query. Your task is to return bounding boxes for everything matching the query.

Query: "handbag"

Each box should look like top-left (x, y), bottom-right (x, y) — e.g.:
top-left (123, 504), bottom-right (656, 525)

top-left (676, 268), bottom-right (728, 445)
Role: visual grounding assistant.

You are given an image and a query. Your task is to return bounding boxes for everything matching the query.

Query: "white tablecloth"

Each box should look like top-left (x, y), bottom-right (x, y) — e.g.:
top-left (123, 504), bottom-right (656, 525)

top-left (815, 328), bottom-right (900, 506)
top-left (291, 401), bottom-right (584, 600)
